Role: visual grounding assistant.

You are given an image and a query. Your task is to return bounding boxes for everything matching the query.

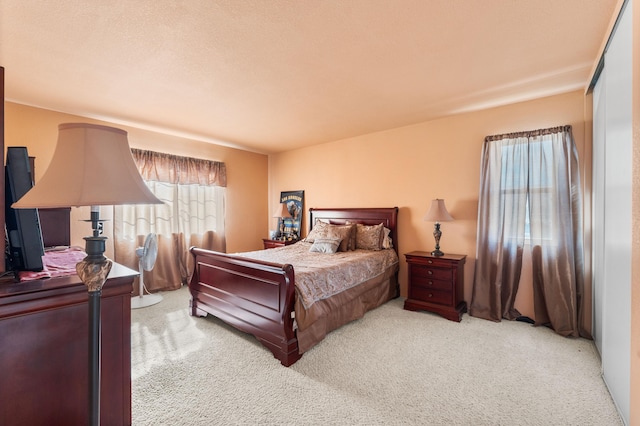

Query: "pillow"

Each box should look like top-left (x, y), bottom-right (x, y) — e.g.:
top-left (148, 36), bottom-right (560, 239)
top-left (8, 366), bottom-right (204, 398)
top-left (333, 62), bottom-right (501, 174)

top-left (326, 224), bottom-right (356, 252)
top-left (302, 220), bottom-right (329, 242)
top-left (304, 221), bottom-right (355, 252)
top-left (356, 223), bottom-right (384, 250)
top-left (382, 226), bottom-right (393, 249)
top-left (340, 221), bottom-right (359, 251)
top-left (309, 237), bottom-right (341, 254)
top-left (345, 223), bottom-right (357, 250)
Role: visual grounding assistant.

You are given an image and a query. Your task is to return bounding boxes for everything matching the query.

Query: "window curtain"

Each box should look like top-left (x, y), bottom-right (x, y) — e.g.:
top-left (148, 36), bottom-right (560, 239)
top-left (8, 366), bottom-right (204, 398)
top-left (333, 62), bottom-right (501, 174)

top-left (469, 125), bottom-right (587, 338)
top-left (114, 149), bottom-right (226, 294)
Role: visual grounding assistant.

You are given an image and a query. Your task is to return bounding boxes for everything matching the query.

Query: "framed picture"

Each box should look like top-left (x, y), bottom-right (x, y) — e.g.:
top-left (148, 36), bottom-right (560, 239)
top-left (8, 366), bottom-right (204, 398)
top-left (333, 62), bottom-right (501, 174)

top-left (279, 190), bottom-right (304, 240)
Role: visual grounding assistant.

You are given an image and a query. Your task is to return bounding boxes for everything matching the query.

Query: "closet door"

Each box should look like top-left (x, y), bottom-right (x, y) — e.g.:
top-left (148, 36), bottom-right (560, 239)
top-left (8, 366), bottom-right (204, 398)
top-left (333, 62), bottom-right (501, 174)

top-left (593, 2), bottom-right (632, 424)
top-left (591, 70), bottom-right (605, 355)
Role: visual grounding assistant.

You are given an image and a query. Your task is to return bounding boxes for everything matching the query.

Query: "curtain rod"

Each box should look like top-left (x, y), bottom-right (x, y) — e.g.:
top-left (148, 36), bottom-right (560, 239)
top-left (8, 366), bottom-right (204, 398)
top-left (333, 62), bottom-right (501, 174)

top-left (484, 125), bottom-right (572, 142)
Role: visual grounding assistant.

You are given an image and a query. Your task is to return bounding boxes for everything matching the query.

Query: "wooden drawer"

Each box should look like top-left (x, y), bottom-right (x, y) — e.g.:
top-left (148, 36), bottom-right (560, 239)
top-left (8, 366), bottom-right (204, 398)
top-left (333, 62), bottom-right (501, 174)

top-left (411, 275), bottom-right (451, 292)
top-left (410, 287), bottom-right (452, 306)
top-left (410, 264), bottom-right (452, 281)
top-left (263, 240), bottom-right (283, 249)
top-left (407, 255), bottom-right (456, 268)
top-left (262, 239), bottom-right (297, 249)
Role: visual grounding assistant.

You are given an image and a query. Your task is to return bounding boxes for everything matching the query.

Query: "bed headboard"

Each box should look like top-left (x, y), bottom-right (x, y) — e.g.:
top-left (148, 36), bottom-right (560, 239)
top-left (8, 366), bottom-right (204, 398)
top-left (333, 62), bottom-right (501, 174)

top-left (308, 207), bottom-right (399, 254)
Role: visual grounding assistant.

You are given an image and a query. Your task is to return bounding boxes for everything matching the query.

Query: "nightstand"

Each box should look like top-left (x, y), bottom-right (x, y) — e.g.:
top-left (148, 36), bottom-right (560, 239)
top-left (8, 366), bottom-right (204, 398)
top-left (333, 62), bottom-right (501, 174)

top-left (404, 251), bottom-right (467, 322)
top-left (262, 238), bottom-right (297, 249)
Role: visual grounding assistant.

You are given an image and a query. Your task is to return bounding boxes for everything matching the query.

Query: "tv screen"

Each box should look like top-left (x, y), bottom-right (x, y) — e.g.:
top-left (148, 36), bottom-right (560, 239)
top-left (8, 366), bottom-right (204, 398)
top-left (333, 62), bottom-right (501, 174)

top-left (5, 147), bottom-right (44, 272)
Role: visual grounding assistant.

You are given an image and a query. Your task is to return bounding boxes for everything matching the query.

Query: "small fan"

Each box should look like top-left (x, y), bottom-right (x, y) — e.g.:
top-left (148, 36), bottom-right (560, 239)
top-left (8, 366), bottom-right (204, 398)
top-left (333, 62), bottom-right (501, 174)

top-left (131, 233), bottom-right (162, 309)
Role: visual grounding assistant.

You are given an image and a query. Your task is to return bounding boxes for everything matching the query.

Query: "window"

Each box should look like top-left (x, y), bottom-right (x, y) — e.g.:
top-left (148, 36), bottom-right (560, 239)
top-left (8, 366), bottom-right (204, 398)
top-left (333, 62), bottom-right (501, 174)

top-left (114, 150), bottom-right (226, 293)
top-left (499, 137), bottom-right (555, 243)
top-left (118, 180), bottom-right (225, 241)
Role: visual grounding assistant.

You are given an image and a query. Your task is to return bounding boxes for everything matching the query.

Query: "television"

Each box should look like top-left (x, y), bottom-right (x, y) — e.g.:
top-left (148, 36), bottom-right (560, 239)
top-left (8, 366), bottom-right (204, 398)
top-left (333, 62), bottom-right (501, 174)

top-left (5, 147), bottom-right (44, 271)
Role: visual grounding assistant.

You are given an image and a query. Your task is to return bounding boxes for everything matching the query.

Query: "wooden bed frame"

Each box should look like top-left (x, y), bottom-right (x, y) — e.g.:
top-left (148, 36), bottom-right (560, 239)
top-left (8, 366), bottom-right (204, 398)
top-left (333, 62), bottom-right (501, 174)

top-left (188, 207), bottom-right (399, 366)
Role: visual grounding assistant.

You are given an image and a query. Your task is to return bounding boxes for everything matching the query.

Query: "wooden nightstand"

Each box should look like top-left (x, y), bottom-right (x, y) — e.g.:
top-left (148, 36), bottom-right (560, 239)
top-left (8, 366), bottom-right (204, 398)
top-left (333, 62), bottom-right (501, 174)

top-left (262, 238), bottom-right (297, 249)
top-left (404, 251), bottom-right (467, 322)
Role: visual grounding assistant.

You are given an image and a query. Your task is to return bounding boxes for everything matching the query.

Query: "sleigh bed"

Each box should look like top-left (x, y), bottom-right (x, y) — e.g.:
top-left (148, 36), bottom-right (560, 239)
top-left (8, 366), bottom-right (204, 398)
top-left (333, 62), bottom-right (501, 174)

top-left (188, 207), bottom-right (399, 366)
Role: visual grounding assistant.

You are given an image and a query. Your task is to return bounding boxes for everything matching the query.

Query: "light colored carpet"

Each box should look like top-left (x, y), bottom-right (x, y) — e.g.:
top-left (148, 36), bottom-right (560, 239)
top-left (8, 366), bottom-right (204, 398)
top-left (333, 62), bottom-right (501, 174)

top-left (131, 287), bottom-right (622, 425)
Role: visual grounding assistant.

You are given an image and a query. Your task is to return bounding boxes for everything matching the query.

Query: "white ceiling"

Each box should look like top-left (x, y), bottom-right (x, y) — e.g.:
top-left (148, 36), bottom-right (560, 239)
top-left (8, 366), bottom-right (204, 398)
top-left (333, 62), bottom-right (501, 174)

top-left (1, 1), bottom-right (618, 154)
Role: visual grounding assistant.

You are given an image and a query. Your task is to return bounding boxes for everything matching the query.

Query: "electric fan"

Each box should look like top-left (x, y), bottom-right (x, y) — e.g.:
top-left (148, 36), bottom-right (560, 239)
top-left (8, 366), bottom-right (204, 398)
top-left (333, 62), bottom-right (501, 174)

top-left (131, 233), bottom-right (162, 309)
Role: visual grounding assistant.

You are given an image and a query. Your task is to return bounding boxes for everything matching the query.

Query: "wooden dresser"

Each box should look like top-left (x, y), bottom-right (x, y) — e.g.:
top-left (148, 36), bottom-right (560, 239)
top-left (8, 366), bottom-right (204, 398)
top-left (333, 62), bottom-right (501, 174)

top-left (0, 263), bottom-right (137, 425)
top-left (404, 251), bottom-right (467, 322)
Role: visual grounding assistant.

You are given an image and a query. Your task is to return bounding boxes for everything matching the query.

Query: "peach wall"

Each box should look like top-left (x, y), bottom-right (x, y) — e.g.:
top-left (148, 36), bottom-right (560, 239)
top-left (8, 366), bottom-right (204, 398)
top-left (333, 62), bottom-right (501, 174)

top-left (4, 102), bottom-right (269, 257)
top-left (269, 90), bottom-right (588, 322)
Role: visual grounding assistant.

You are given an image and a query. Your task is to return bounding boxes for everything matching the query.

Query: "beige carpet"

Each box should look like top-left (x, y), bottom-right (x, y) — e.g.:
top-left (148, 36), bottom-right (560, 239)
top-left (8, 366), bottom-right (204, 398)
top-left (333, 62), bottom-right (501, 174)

top-left (131, 287), bottom-right (622, 425)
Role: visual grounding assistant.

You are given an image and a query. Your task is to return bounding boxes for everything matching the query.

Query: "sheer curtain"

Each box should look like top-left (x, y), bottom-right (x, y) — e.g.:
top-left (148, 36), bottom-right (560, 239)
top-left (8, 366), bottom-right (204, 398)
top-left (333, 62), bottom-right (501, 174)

top-left (469, 126), bottom-right (587, 337)
top-left (114, 149), bottom-right (226, 294)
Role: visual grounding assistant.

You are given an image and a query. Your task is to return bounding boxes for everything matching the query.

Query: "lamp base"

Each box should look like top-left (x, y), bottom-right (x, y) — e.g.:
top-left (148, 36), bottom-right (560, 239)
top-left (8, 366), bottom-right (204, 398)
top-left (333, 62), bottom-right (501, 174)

top-left (76, 242), bottom-right (113, 426)
top-left (432, 222), bottom-right (444, 257)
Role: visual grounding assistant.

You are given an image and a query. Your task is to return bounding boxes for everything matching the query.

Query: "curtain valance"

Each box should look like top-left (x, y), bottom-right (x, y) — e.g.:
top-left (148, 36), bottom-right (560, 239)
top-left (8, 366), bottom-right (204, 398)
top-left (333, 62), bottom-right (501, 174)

top-left (131, 149), bottom-right (227, 187)
top-left (484, 125), bottom-right (572, 142)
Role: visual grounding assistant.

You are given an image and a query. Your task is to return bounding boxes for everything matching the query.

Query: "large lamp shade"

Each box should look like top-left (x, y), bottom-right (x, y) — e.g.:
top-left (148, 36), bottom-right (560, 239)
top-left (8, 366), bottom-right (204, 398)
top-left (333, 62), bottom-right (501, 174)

top-left (423, 199), bottom-right (454, 223)
top-left (12, 123), bottom-right (160, 209)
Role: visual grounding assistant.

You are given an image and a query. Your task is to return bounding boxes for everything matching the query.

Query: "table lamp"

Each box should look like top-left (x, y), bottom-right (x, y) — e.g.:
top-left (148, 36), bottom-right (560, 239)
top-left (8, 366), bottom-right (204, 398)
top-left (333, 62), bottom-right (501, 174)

top-left (423, 199), bottom-right (454, 256)
top-left (272, 202), bottom-right (292, 240)
top-left (12, 123), bottom-right (162, 426)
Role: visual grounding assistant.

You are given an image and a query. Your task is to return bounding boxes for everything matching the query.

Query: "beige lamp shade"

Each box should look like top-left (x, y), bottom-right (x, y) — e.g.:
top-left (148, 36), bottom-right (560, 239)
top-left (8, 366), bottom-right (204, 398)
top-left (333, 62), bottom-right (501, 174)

top-left (423, 199), bottom-right (454, 223)
top-left (272, 202), bottom-right (292, 218)
top-left (12, 123), bottom-right (162, 209)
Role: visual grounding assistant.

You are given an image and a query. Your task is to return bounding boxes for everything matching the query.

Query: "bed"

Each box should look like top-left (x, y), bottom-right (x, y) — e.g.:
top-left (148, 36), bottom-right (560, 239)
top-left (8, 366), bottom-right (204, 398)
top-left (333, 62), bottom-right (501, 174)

top-left (188, 207), bottom-right (399, 366)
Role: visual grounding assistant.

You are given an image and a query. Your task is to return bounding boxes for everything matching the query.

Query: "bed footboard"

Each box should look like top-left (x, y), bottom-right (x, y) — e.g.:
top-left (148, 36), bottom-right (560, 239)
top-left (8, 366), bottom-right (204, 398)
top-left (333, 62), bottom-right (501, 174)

top-left (188, 247), bottom-right (301, 366)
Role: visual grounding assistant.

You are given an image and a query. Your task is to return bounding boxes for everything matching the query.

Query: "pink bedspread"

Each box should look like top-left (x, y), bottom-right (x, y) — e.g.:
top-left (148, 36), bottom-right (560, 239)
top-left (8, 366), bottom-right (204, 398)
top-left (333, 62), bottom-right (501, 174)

top-left (18, 246), bottom-right (87, 281)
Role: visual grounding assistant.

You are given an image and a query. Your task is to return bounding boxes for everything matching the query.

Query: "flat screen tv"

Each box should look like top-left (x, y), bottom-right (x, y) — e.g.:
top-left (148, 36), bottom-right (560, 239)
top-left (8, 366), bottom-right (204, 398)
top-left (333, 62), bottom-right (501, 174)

top-left (5, 147), bottom-right (44, 272)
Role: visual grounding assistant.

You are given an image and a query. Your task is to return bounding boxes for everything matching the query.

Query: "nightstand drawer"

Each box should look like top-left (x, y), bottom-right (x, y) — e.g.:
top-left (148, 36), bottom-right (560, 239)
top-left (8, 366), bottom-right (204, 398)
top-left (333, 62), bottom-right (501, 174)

top-left (411, 264), bottom-right (452, 281)
top-left (410, 287), bottom-right (452, 306)
top-left (411, 275), bottom-right (451, 291)
top-left (262, 238), bottom-right (297, 249)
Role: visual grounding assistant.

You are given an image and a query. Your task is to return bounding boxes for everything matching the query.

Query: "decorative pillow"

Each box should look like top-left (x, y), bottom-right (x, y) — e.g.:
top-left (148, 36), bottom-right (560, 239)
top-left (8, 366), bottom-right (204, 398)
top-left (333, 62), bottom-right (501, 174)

top-left (302, 220), bottom-right (329, 242)
top-left (304, 221), bottom-right (354, 252)
top-left (382, 227), bottom-right (393, 249)
top-left (356, 223), bottom-right (384, 250)
top-left (309, 237), bottom-right (341, 254)
top-left (341, 221), bottom-right (360, 251)
top-left (346, 223), bottom-right (357, 250)
top-left (326, 224), bottom-right (356, 252)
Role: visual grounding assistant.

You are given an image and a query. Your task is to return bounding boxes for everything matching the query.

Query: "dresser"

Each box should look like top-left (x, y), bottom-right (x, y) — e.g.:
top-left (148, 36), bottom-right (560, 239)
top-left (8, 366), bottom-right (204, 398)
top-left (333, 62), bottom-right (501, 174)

top-left (0, 262), bottom-right (137, 425)
top-left (404, 251), bottom-right (467, 322)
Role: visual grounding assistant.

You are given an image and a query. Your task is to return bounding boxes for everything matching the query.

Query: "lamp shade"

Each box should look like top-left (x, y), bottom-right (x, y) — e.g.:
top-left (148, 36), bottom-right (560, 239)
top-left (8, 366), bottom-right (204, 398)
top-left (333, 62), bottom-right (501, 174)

top-left (272, 202), bottom-right (292, 218)
top-left (12, 123), bottom-right (162, 209)
top-left (423, 199), bottom-right (454, 223)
